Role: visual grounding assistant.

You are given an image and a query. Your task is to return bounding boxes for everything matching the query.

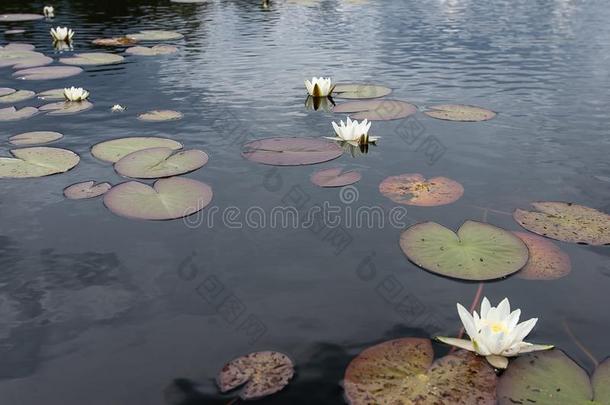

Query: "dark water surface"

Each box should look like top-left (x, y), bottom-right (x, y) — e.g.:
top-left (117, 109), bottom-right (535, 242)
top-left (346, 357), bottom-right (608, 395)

top-left (1, 0), bottom-right (610, 404)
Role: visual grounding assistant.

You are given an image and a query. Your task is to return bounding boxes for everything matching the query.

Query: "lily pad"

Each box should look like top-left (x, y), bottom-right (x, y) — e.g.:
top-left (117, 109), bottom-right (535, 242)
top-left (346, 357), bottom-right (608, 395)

top-left (0, 89), bottom-right (35, 103)
top-left (379, 173), bottom-right (464, 207)
top-left (103, 177), bottom-right (212, 221)
top-left (242, 137), bottom-right (343, 166)
top-left (9, 131), bottom-right (63, 145)
top-left (513, 232), bottom-right (571, 280)
top-left (311, 167), bottom-right (361, 187)
top-left (60, 52), bottom-right (124, 66)
top-left (217, 351), bottom-right (294, 400)
top-left (39, 100), bottom-right (93, 116)
top-left (64, 180), bottom-right (112, 200)
top-left (127, 30), bottom-right (184, 41)
top-left (92, 37), bottom-right (138, 47)
top-left (0, 88), bottom-right (15, 96)
top-left (114, 147), bottom-right (208, 179)
top-left (0, 106), bottom-right (38, 121)
top-left (514, 202), bottom-right (610, 246)
top-left (126, 45), bottom-right (178, 56)
top-left (37, 88), bottom-right (66, 100)
top-left (333, 99), bottom-right (417, 121)
top-left (13, 66), bottom-right (83, 80)
top-left (138, 110), bottom-right (183, 122)
top-left (91, 137), bottom-right (183, 163)
top-left (0, 14), bottom-right (44, 22)
top-left (333, 83), bottom-right (392, 99)
top-left (0, 47), bottom-right (52, 69)
top-left (5, 29), bottom-right (26, 35)
top-left (497, 350), bottom-right (610, 405)
top-left (424, 104), bottom-right (496, 122)
top-left (0, 147), bottom-right (79, 178)
top-left (400, 220), bottom-right (529, 281)
top-left (344, 338), bottom-right (496, 405)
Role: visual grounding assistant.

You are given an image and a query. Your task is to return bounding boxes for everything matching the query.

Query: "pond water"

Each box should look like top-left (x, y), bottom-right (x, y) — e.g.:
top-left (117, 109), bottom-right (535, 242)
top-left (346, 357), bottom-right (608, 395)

top-left (1, 0), bottom-right (610, 404)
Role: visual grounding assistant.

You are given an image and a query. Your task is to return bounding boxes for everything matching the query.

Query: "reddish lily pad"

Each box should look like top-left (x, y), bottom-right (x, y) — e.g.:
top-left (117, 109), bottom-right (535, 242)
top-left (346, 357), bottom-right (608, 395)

top-left (513, 232), bottom-right (571, 280)
top-left (114, 147), bottom-right (208, 179)
top-left (424, 104), bottom-right (496, 122)
top-left (39, 100), bottom-right (93, 116)
top-left (0, 106), bottom-right (38, 121)
top-left (242, 137), bottom-right (343, 166)
top-left (311, 167), bottom-right (361, 187)
top-left (344, 338), bottom-right (496, 405)
top-left (64, 180), bottom-right (112, 200)
top-left (333, 83), bottom-right (392, 99)
top-left (217, 351), bottom-right (294, 400)
top-left (0, 89), bottom-right (35, 103)
top-left (0, 14), bottom-right (44, 22)
top-left (138, 110), bottom-right (183, 122)
top-left (9, 131), bottom-right (63, 145)
top-left (92, 37), bottom-right (138, 47)
top-left (497, 350), bottom-right (610, 405)
top-left (60, 52), bottom-right (124, 66)
top-left (400, 221), bottom-right (529, 281)
top-left (0, 147), bottom-right (79, 178)
top-left (91, 137), bottom-right (183, 163)
top-left (514, 202), bottom-right (610, 246)
top-left (126, 45), bottom-right (178, 56)
top-left (379, 173), bottom-right (464, 207)
top-left (103, 177), bottom-right (212, 221)
top-left (333, 99), bottom-right (417, 121)
top-left (13, 66), bottom-right (83, 80)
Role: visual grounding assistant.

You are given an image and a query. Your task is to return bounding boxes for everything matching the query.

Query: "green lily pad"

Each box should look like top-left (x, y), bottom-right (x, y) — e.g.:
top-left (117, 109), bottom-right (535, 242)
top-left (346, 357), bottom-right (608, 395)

top-left (60, 52), bottom-right (124, 66)
top-left (0, 47), bottom-right (52, 69)
top-left (13, 66), bottom-right (83, 80)
top-left (138, 110), bottom-right (183, 122)
top-left (91, 137), bottom-right (183, 163)
top-left (513, 232), bottom-right (571, 280)
top-left (497, 350), bottom-right (610, 405)
top-left (0, 14), bottom-right (44, 22)
top-left (217, 351), bottom-right (295, 400)
top-left (37, 88), bottom-right (66, 100)
top-left (0, 88), bottom-right (15, 96)
top-left (333, 83), bottom-right (392, 99)
top-left (242, 137), bottom-right (343, 166)
top-left (126, 45), bottom-right (178, 56)
top-left (0, 106), bottom-right (38, 121)
top-left (344, 338), bottom-right (497, 405)
top-left (514, 202), bottom-right (610, 246)
top-left (0, 147), bottom-right (79, 178)
top-left (333, 99), bottom-right (417, 121)
top-left (127, 30), bottom-right (184, 41)
top-left (103, 177), bottom-right (212, 221)
top-left (379, 173), bottom-right (464, 207)
top-left (9, 131), bottom-right (63, 145)
top-left (64, 180), bottom-right (112, 200)
top-left (400, 220), bottom-right (529, 281)
top-left (310, 167), bottom-right (361, 187)
top-left (39, 100), bottom-right (93, 116)
top-left (114, 147), bottom-right (208, 179)
top-left (424, 104), bottom-right (496, 122)
top-left (0, 89), bottom-right (35, 104)
top-left (92, 37), bottom-right (138, 47)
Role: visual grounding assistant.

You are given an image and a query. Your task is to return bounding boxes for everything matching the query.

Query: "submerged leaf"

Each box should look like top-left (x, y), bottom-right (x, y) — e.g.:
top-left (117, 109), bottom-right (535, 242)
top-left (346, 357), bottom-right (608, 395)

top-left (310, 167), bottom-right (361, 187)
top-left (379, 173), bottom-right (464, 207)
top-left (242, 137), bottom-right (343, 166)
top-left (333, 99), bottom-right (417, 121)
top-left (0, 147), bottom-right (79, 178)
top-left (114, 147), bottom-right (208, 178)
top-left (91, 137), bottom-right (183, 163)
top-left (513, 232), bottom-right (571, 280)
top-left (332, 83), bottom-right (392, 99)
top-left (424, 104), bottom-right (496, 122)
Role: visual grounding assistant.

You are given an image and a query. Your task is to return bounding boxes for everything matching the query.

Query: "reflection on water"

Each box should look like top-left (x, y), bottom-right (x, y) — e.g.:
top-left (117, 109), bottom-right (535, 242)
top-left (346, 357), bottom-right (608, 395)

top-left (1, 0), bottom-right (610, 403)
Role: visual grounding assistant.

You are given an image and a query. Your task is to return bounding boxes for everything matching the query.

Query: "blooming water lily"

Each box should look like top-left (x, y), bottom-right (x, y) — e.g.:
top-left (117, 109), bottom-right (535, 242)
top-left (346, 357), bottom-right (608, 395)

top-left (64, 87), bottom-right (89, 102)
top-left (305, 77), bottom-right (334, 97)
top-left (326, 117), bottom-right (379, 145)
top-left (43, 6), bottom-right (55, 18)
top-left (50, 27), bottom-right (74, 42)
top-left (111, 104), bottom-right (126, 112)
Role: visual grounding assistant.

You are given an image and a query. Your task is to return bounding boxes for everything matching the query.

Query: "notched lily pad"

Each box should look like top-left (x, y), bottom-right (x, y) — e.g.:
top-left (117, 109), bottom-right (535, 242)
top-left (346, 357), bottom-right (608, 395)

top-left (39, 100), bottom-right (93, 116)
top-left (60, 52), bottom-right (124, 66)
top-left (126, 45), bottom-right (178, 56)
top-left (514, 202), bottom-right (610, 246)
top-left (37, 88), bottom-right (66, 100)
top-left (242, 137), bottom-right (343, 166)
top-left (424, 104), bottom-right (496, 122)
top-left (138, 110), bottom-right (183, 122)
top-left (9, 131), bottom-right (63, 145)
top-left (344, 338), bottom-right (496, 405)
top-left (0, 46), bottom-right (52, 69)
top-left (0, 147), bottom-right (79, 178)
top-left (64, 180), bottom-right (112, 200)
top-left (0, 106), bottom-right (38, 121)
top-left (0, 89), bottom-right (35, 103)
top-left (91, 137), bottom-right (183, 163)
top-left (400, 220), bottom-right (529, 281)
top-left (333, 83), bottom-right (392, 99)
top-left (311, 167), bottom-right (361, 187)
top-left (114, 147), bottom-right (208, 179)
top-left (333, 99), bottom-right (417, 120)
top-left (217, 351), bottom-right (294, 400)
top-left (513, 232), bottom-right (571, 280)
top-left (0, 14), bottom-right (44, 22)
top-left (127, 30), bottom-right (184, 41)
top-left (14, 66), bottom-right (83, 80)
top-left (92, 37), bottom-right (138, 47)
top-left (103, 177), bottom-right (213, 221)
top-left (379, 173), bottom-right (464, 207)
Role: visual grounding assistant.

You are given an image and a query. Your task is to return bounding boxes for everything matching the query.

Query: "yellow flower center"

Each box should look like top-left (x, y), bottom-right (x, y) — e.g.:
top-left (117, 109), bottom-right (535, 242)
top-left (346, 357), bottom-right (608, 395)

top-left (489, 321), bottom-right (508, 334)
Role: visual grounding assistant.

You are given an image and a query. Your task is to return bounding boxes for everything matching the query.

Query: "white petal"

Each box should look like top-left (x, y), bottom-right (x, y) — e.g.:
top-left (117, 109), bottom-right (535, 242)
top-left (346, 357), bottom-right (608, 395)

top-left (480, 297), bottom-right (491, 318)
top-left (457, 303), bottom-right (478, 339)
top-left (486, 355), bottom-right (509, 369)
top-left (514, 343), bottom-right (554, 354)
top-left (511, 318), bottom-right (538, 344)
top-left (437, 337), bottom-right (475, 352)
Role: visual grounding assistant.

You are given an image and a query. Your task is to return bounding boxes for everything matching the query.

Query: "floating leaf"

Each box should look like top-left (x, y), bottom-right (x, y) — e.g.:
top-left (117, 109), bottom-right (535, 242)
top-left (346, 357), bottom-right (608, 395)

top-left (114, 147), bottom-right (208, 179)
top-left (103, 177), bottom-right (212, 221)
top-left (513, 232), bottom-right (571, 280)
top-left (514, 202), bottom-right (610, 246)
top-left (0, 89), bottom-right (35, 103)
top-left (497, 350), bottom-right (610, 405)
top-left (126, 45), bottom-right (178, 56)
top-left (0, 47), bottom-right (52, 69)
top-left (92, 37), bottom-right (138, 47)
top-left (311, 167), bottom-right (361, 187)
top-left (217, 351), bottom-right (294, 400)
top-left (4, 29), bottom-right (26, 35)
top-left (0, 14), bottom-right (44, 22)
top-left (333, 99), bottom-right (417, 120)
top-left (13, 66), bottom-right (83, 80)
top-left (9, 131), bottom-right (63, 145)
top-left (344, 338), bottom-right (496, 405)
top-left (333, 83), bottom-right (392, 99)
top-left (171, 0), bottom-right (207, 3)
top-left (424, 104), bottom-right (496, 122)
top-left (400, 221), bottom-right (529, 281)
top-left (138, 110), bottom-right (183, 122)
top-left (37, 88), bottom-right (65, 100)
top-left (39, 100), bottom-right (93, 116)
top-left (60, 52), bottom-right (124, 66)
top-left (91, 137), bottom-right (183, 163)
top-left (379, 173), bottom-right (464, 207)
top-left (64, 180), bottom-right (112, 200)
top-left (0, 106), bottom-right (38, 121)
top-left (127, 30), bottom-right (184, 41)
top-left (242, 137), bottom-right (343, 166)
top-left (0, 147), bottom-right (79, 178)
top-left (0, 88), bottom-right (15, 96)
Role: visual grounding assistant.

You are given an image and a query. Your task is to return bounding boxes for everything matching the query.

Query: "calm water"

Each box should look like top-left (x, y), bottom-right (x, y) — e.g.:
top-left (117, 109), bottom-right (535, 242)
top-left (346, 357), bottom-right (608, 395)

top-left (1, 0), bottom-right (610, 404)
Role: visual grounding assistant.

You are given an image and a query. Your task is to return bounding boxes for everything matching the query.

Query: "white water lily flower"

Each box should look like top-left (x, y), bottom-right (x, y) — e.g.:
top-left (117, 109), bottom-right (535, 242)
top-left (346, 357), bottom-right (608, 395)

top-left (305, 77), bottom-right (334, 97)
top-left (50, 26), bottom-right (74, 42)
top-left (437, 297), bottom-right (553, 369)
top-left (43, 6), bottom-right (55, 18)
top-left (325, 117), bottom-right (379, 145)
top-left (111, 104), bottom-right (125, 112)
top-left (63, 87), bottom-right (89, 102)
